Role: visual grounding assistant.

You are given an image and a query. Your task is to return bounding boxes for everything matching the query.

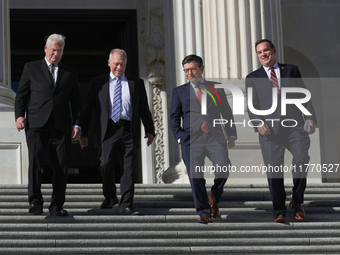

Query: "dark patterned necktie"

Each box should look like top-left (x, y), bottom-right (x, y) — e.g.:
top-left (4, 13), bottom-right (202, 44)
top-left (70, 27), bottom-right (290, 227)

top-left (49, 64), bottom-right (55, 85)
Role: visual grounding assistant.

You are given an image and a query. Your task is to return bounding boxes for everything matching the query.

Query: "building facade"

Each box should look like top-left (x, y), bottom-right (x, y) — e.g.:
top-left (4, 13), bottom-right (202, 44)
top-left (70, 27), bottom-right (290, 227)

top-left (0, 0), bottom-right (339, 184)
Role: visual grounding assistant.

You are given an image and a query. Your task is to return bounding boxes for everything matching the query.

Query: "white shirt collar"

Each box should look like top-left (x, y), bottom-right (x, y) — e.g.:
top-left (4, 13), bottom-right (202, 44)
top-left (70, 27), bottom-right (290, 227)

top-left (190, 78), bottom-right (205, 88)
top-left (110, 72), bottom-right (127, 82)
top-left (263, 61), bottom-right (279, 71)
top-left (44, 57), bottom-right (59, 67)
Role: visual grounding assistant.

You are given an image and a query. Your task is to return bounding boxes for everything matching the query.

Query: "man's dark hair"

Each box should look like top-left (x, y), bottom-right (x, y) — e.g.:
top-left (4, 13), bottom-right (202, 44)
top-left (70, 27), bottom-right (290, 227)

top-left (182, 54), bottom-right (203, 67)
top-left (255, 39), bottom-right (275, 52)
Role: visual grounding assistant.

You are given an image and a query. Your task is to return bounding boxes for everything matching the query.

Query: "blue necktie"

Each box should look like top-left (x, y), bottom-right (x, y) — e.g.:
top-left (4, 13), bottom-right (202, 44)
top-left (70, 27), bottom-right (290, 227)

top-left (111, 77), bottom-right (122, 122)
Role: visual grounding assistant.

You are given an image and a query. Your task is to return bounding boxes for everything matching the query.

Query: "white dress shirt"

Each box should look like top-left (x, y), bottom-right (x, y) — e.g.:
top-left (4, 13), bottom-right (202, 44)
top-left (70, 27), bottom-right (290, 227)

top-left (44, 58), bottom-right (58, 84)
top-left (44, 58), bottom-right (81, 130)
top-left (191, 78), bottom-right (206, 98)
top-left (109, 73), bottom-right (131, 121)
top-left (263, 61), bottom-right (281, 89)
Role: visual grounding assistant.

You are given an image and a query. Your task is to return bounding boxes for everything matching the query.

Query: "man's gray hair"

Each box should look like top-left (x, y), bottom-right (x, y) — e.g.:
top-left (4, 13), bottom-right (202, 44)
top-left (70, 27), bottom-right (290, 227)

top-left (109, 49), bottom-right (127, 63)
top-left (46, 34), bottom-right (66, 47)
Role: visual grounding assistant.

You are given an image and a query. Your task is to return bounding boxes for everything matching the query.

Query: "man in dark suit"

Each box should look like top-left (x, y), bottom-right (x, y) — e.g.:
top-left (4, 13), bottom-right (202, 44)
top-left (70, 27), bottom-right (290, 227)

top-left (170, 54), bottom-right (237, 223)
top-left (246, 39), bottom-right (317, 223)
top-left (80, 49), bottom-right (155, 215)
top-left (15, 34), bottom-right (82, 216)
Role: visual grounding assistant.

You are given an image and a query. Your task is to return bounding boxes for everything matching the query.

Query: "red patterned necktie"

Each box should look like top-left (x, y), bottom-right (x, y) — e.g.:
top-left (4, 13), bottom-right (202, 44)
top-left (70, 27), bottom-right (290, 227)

top-left (270, 67), bottom-right (280, 94)
top-left (196, 87), bottom-right (209, 133)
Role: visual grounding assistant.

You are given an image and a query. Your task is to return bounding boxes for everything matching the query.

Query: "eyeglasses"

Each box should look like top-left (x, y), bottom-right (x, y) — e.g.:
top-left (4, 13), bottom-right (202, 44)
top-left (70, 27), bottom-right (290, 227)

top-left (183, 67), bottom-right (199, 73)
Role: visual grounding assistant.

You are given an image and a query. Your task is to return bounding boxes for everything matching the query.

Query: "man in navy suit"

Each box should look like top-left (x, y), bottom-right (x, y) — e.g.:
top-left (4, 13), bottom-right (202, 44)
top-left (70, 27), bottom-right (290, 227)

top-left (80, 49), bottom-right (155, 215)
top-left (15, 34), bottom-right (82, 216)
top-left (170, 54), bottom-right (237, 223)
top-left (246, 39), bottom-right (317, 223)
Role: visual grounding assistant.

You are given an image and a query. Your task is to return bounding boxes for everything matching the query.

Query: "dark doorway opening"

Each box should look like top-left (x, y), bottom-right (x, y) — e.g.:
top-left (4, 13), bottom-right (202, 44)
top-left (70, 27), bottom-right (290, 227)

top-left (11, 9), bottom-right (141, 184)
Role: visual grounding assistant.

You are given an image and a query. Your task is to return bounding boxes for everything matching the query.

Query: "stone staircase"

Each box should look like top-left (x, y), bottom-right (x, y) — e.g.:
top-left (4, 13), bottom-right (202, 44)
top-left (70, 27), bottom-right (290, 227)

top-left (1, 183), bottom-right (340, 254)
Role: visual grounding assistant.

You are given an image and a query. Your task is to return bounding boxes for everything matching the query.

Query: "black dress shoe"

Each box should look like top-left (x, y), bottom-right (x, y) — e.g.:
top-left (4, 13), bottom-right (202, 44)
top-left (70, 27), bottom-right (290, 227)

top-left (121, 207), bottom-right (142, 215)
top-left (50, 209), bottom-right (68, 217)
top-left (29, 204), bottom-right (43, 215)
top-left (100, 197), bottom-right (119, 209)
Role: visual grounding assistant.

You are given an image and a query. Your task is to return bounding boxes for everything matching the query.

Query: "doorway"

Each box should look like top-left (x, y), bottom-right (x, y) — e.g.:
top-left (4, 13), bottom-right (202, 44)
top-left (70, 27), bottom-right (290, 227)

top-left (10, 9), bottom-right (141, 183)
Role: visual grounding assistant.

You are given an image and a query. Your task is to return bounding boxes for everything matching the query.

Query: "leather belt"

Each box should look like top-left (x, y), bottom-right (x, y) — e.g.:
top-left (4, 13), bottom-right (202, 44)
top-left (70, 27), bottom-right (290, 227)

top-left (116, 119), bottom-right (131, 126)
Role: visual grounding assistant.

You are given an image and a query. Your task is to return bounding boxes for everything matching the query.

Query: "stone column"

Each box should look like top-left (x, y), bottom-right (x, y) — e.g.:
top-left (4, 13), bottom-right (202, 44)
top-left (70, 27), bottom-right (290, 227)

top-left (0, 0), bottom-right (15, 110)
top-left (0, 0), bottom-right (28, 184)
top-left (201, 0), bottom-right (285, 184)
top-left (200, 0), bottom-right (320, 183)
top-left (164, 0), bottom-right (285, 184)
top-left (162, 0), bottom-right (204, 183)
top-left (202, 0), bottom-right (283, 79)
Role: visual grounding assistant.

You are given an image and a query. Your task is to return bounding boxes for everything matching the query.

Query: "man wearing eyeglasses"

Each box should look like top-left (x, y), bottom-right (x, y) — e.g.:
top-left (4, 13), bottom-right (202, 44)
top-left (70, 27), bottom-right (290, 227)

top-left (169, 54), bottom-right (237, 223)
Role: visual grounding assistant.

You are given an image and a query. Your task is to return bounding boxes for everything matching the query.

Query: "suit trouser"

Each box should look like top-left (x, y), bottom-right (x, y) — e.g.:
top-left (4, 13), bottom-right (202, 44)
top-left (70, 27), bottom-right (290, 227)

top-left (181, 132), bottom-right (230, 218)
top-left (260, 127), bottom-right (310, 218)
top-left (99, 119), bottom-right (137, 213)
top-left (26, 114), bottom-right (71, 212)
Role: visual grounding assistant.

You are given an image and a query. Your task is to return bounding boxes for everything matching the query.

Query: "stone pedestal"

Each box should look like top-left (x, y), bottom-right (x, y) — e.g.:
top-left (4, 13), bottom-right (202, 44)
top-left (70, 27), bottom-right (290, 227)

top-left (0, 0), bottom-right (28, 184)
top-left (0, 112), bottom-right (28, 184)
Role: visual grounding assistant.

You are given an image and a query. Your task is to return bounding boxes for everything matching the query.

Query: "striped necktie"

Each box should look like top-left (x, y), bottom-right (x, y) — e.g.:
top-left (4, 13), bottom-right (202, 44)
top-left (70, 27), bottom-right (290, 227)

top-left (270, 67), bottom-right (280, 94)
top-left (111, 77), bottom-right (122, 122)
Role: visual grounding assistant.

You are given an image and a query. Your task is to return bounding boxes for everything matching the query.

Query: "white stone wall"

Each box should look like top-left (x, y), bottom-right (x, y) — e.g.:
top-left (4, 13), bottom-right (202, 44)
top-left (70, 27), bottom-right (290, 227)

top-left (282, 0), bottom-right (340, 182)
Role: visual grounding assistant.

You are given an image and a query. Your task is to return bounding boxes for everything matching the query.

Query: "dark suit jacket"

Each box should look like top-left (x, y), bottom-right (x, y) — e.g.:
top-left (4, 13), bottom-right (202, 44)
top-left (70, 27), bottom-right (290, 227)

top-left (169, 81), bottom-right (237, 147)
top-left (245, 63), bottom-right (317, 135)
top-left (15, 59), bottom-right (82, 132)
top-left (81, 74), bottom-right (155, 148)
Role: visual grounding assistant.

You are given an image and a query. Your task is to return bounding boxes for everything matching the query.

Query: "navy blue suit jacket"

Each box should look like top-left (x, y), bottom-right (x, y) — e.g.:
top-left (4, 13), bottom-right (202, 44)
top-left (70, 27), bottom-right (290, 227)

top-left (169, 81), bottom-right (237, 147)
top-left (245, 63), bottom-right (317, 135)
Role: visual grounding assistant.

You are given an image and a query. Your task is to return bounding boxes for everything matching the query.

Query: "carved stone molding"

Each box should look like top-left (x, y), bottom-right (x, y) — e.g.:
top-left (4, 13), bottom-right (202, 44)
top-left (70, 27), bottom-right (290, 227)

top-left (146, 7), bottom-right (166, 183)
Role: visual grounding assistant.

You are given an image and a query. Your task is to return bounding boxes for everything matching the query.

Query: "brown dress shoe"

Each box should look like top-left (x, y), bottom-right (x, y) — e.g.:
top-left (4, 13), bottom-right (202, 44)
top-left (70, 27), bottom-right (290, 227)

top-left (290, 199), bottom-right (305, 220)
top-left (274, 215), bottom-right (286, 223)
top-left (197, 216), bottom-right (213, 223)
top-left (209, 192), bottom-right (219, 218)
